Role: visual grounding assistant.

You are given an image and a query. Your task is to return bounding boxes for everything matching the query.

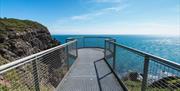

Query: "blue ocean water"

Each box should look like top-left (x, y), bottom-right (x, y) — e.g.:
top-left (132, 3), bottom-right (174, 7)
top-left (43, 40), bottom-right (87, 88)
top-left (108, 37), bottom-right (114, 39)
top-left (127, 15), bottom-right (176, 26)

top-left (52, 35), bottom-right (180, 64)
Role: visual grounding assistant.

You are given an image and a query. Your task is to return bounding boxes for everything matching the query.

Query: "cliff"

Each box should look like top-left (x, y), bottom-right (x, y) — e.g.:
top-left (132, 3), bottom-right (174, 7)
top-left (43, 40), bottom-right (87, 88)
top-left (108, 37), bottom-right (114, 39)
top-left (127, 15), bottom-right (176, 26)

top-left (0, 18), bottom-right (59, 63)
top-left (0, 18), bottom-right (65, 90)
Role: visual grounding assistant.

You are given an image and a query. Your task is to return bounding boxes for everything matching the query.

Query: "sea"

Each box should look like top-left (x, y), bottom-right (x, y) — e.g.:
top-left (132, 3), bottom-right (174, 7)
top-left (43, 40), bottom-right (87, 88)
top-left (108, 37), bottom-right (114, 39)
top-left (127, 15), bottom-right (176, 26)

top-left (52, 35), bottom-right (180, 64)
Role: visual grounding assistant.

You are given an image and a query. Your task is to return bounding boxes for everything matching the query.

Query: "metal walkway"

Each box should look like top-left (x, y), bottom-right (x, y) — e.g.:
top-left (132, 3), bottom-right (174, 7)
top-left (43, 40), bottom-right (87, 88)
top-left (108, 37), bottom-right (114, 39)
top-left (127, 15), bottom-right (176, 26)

top-left (56, 48), bottom-right (123, 91)
top-left (1, 37), bottom-right (179, 91)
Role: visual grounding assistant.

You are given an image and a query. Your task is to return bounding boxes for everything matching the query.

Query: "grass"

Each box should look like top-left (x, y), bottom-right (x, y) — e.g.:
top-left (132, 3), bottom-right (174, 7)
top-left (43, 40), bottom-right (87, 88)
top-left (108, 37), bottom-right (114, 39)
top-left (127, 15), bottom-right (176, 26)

top-left (167, 78), bottom-right (180, 84)
top-left (123, 80), bottom-right (179, 91)
top-left (0, 18), bottom-right (46, 32)
top-left (123, 80), bottom-right (142, 91)
top-left (0, 60), bottom-right (65, 91)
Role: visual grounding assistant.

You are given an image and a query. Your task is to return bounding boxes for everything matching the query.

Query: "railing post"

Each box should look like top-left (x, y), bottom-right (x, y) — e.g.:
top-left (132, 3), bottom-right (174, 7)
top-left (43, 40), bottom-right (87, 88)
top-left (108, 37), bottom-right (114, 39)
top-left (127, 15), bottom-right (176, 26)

top-left (65, 40), bottom-right (69, 70)
top-left (113, 39), bottom-right (116, 70)
top-left (83, 37), bottom-right (85, 47)
top-left (75, 40), bottom-right (78, 58)
top-left (141, 56), bottom-right (149, 91)
top-left (67, 45), bottom-right (70, 70)
top-left (32, 58), bottom-right (40, 91)
top-left (104, 39), bottom-right (107, 59)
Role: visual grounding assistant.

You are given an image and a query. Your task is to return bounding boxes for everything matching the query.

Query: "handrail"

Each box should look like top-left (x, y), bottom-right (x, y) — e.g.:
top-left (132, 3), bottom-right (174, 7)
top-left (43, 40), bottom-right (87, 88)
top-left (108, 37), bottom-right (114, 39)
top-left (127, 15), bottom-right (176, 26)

top-left (68, 36), bottom-right (114, 39)
top-left (105, 39), bottom-right (180, 91)
top-left (107, 40), bottom-right (180, 71)
top-left (66, 36), bottom-right (115, 49)
top-left (0, 40), bottom-right (77, 74)
top-left (82, 36), bottom-right (114, 39)
top-left (0, 36), bottom-right (179, 91)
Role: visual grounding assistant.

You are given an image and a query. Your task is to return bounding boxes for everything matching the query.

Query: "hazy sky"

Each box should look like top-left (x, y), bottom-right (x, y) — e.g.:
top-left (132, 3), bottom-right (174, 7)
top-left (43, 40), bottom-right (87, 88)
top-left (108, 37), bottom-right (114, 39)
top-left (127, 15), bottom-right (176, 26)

top-left (0, 0), bottom-right (180, 35)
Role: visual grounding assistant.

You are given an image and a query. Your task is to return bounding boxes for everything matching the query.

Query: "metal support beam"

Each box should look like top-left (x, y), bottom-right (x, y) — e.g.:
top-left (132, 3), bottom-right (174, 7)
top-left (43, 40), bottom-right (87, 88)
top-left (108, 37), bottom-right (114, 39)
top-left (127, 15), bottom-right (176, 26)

top-left (75, 40), bottom-right (78, 58)
top-left (141, 56), bottom-right (150, 91)
top-left (104, 39), bottom-right (107, 59)
top-left (32, 59), bottom-right (40, 91)
top-left (113, 39), bottom-right (116, 70)
top-left (83, 37), bottom-right (85, 47)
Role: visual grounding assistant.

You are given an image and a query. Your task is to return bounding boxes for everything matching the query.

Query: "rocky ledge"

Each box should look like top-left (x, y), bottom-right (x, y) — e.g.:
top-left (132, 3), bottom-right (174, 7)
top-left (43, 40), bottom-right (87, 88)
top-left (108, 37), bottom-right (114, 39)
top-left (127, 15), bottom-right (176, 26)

top-left (0, 18), bottom-right (64, 90)
top-left (0, 18), bottom-right (59, 63)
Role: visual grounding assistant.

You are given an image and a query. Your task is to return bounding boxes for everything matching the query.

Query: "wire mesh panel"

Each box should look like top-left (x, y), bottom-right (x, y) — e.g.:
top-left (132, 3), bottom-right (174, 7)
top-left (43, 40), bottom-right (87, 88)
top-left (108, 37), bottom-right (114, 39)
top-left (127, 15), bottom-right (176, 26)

top-left (67, 40), bottom-right (78, 67)
top-left (146, 59), bottom-right (180, 91)
top-left (0, 40), bottom-right (78, 91)
top-left (105, 40), bottom-right (180, 91)
top-left (105, 39), bottom-right (116, 68)
top-left (67, 36), bottom-right (114, 48)
top-left (84, 37), bottom-right (107, 48)
top-left (68, 40), bottom-right (77, 57)
top-left (115, 46), bottom-right (144, 91)
top-left (0, 61), bottom-right (36, 91)
top-left (1, 36), bottom-right (179, 91)
top-left (66, 37), bottom-right (84, 48)
top-left (36, 48), bottom-right (67, 91)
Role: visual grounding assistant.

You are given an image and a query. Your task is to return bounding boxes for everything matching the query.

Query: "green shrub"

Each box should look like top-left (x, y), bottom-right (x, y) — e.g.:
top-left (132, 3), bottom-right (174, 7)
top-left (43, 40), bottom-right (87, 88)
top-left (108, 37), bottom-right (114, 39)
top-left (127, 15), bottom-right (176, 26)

top-left (0, 18), bottom-right (46, 32)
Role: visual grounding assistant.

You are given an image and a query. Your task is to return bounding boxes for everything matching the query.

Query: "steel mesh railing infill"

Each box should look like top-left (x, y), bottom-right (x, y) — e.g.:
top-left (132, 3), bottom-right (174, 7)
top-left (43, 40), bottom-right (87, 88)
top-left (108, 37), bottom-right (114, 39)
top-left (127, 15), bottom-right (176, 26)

top-left (83, 37), bottom-right (112, 48)
top-left (66, 38), bottom-right (78, 58)
top-left (146, 59), bottom-right (180, 91)
top-left (117, 46), bottom-right (144, 91)
top-left (0, 40), bottom-right (78, 91)
top-left (67, 36), bottom-right (114, 48)
top-left (66, 38), bottom-right (78, 67)
top-left (104, 39), bottom-right (116, 69)
top-left (105, 40), bottom-right (180, 91)
top-left (105, 40), bottom-right (144, 91)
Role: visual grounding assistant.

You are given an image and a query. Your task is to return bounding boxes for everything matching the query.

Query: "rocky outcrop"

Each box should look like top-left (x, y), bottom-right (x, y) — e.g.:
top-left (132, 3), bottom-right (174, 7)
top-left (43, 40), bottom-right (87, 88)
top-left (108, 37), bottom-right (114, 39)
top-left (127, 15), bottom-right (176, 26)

top-left (0, 18), bottom-right (63, 90)
top-left (122, 72), bottom-right (143, 81)
top-left (0, 18), bottom-right (59, 63)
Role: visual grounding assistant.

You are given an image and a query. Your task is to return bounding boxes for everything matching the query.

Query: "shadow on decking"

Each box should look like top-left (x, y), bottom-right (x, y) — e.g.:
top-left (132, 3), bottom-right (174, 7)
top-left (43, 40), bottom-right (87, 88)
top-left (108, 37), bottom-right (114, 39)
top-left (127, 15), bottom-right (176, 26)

top-left (56, 48), bottom-right (123, 91)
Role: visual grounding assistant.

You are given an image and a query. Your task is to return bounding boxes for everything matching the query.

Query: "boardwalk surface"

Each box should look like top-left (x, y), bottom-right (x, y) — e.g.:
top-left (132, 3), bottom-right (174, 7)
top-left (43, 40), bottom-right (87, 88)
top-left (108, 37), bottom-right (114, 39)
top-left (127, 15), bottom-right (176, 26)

top-left (56, 48), bottom-right (123, 91)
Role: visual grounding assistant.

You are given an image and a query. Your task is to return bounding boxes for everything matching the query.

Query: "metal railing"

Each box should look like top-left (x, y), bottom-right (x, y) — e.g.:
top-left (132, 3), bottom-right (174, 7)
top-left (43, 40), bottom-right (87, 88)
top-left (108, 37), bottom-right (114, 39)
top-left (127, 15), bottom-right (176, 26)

top-left (0, 40), bottom-right (78, 91)
top-left (0, 36), bottom-right (179, 91)
top-left (105, 39), bottom-right (180, 91)
top-left (66, 36), bottom-right (114, 48)
top-left (66, 36), bottom-right (180, 91)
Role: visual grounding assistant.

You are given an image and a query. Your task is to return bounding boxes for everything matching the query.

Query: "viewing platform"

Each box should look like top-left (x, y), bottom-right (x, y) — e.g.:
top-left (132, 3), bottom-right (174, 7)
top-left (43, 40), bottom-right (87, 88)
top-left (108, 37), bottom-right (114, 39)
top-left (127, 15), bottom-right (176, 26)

top-left (56, 48), bottom-right (123, 91)
top-left (0, 36), bottom-right (179, 91)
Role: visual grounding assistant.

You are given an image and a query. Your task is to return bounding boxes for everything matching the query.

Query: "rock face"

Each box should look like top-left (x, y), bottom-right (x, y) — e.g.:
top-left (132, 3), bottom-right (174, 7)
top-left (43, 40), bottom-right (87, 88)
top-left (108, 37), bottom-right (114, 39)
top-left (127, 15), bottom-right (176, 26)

top-left (122, 72), bottom-right (142, 81)
top-left (0, 18), bottom-right (64, 90)
top-left (0, 18), bottom-right (59, 63)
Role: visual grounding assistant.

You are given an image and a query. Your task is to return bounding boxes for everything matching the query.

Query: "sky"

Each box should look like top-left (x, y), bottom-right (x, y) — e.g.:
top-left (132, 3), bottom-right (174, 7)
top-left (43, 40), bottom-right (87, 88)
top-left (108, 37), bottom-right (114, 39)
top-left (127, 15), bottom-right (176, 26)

top-left (0, 0), bottom-right (180, 35)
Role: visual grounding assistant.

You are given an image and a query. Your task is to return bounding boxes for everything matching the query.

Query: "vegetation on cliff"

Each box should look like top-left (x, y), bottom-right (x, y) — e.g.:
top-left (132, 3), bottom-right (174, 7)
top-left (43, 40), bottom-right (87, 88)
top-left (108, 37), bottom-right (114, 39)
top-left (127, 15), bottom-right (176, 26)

top-left (0, 18), bottom-right (46, 32)
top-left (0, 18), bottom-right (59, 62)
top-left (0, 18), bottom-right (64, 91)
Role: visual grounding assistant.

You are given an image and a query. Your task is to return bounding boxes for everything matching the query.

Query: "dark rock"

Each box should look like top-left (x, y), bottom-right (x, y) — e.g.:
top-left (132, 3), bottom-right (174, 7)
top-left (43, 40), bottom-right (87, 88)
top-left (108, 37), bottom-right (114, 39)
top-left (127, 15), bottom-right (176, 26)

top-left (0, 19), bottom-right (60, 61)
top-left (0, 35), bottom-right (8, 43)
top-left (0, 18), bottom-right (61, 89)
top-left (122, 72), bottom-right (143, 81)
top-left (128, 72), bottom-right (139, 81)
top-left (0, 48), bottom-right (17, 61)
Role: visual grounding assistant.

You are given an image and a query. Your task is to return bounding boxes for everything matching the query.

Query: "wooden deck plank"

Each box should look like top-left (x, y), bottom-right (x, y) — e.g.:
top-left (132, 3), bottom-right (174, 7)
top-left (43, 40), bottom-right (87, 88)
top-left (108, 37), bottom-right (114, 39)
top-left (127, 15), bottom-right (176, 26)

top-left (56, 48), bottom-right (123, 91)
